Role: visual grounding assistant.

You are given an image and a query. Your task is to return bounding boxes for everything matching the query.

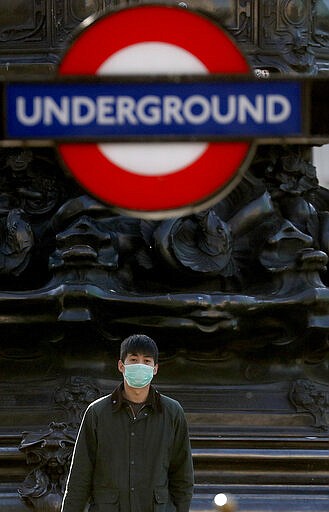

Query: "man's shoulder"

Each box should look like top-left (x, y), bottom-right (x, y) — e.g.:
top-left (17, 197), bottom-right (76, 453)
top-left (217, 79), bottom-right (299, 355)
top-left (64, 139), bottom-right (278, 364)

top-left (87, 393), bottom-right (113, 413)
top-left (159, 393), bottom-right (184, 414)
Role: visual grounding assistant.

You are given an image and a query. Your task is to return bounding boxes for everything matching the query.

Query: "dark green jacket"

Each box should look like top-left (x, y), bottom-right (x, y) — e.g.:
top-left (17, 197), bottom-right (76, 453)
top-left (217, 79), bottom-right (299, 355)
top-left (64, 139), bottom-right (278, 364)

top-left (61, 384), bottom-right (194, 512)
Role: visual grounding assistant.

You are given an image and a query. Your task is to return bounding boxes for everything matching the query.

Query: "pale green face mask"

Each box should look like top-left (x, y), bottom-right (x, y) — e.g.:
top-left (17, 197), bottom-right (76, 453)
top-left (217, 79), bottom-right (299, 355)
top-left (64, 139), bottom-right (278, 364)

top-left (124, 363), bottom-right (154, 388)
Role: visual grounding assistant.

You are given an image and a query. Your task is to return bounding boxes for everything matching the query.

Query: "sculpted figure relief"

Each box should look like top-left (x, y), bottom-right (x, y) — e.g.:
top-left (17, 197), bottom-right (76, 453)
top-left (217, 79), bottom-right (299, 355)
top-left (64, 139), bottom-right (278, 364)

top-left (0, 208), bottom-right (34, 276)
top-left (0, 148), bottom-right (72, 285)
top-left (256, 146), bottom-right (329, 289)
top-left (18, 423), bottom-right (76, 512)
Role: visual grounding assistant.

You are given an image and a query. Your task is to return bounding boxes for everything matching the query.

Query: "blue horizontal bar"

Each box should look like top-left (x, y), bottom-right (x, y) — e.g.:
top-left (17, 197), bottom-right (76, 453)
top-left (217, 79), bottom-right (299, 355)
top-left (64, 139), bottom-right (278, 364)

top-left (6, 80), bottom-right (302, 140)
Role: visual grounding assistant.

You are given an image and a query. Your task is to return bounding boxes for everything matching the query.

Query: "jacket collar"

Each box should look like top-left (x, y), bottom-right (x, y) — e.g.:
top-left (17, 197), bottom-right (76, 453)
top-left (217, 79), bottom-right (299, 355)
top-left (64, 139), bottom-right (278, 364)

top-left (111, 382), bottom-right (162, 413)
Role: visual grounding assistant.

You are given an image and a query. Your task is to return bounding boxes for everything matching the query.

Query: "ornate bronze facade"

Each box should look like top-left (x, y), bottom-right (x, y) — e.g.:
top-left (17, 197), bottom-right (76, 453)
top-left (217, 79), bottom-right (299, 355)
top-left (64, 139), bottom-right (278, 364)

top-left (2, 1), bottom-right (329, 75)
top-left (0, 2), bottom-right (329, 511)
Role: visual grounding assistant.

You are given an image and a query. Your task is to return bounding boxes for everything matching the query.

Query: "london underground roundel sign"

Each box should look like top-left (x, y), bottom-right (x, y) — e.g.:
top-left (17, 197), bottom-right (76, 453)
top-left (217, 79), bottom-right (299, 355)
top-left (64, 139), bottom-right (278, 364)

top-left (58, 4), bottom-right (252, 216)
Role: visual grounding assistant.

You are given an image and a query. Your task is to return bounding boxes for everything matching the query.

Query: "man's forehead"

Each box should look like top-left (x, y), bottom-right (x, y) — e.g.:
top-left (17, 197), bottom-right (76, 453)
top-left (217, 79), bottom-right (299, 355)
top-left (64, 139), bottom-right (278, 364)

top-left (126, 351), bottom-right (154, 357)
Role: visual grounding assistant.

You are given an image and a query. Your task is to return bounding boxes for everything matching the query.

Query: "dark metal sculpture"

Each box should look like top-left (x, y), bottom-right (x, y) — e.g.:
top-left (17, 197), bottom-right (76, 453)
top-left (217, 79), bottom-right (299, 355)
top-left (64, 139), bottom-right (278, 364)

top-left (289, 378), bottom-right (329, 430)
top-left (18, 423), bottom-right (76, 512)
top-left (0, 145), bottom-right (325, 360)
top-left (54, 377), bottom-right (101, 428)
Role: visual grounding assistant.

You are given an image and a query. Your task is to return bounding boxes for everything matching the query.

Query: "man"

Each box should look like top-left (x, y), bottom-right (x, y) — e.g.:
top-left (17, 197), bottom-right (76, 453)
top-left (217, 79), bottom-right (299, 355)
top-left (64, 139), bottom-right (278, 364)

top-left (61, 334), bottom-right (194, 512)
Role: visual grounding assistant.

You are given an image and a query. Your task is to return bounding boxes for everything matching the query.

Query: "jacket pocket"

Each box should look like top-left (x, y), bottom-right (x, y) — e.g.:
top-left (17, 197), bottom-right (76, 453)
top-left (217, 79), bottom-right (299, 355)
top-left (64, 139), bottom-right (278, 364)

top-left (154, 486), bottom-right (169, 511)
top-left (92, 488), bottom-right (120, 512)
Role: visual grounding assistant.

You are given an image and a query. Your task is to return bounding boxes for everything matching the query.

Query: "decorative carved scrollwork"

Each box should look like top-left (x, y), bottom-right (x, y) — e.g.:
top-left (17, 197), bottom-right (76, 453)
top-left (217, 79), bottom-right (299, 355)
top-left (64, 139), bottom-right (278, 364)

top-left (0, 1), bottom-right (46, 43)
top-left (227, 0), bottom-right (255, 43)
top-left (53, 0), bottom-right (112, 43)
top-left (0, 0), bottom-right (328, 74)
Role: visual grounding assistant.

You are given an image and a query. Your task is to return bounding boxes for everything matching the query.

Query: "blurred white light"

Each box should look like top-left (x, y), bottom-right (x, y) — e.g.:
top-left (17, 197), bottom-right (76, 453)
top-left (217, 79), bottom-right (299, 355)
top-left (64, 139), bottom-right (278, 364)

top-left (214, 493), bottom-right (228, 507)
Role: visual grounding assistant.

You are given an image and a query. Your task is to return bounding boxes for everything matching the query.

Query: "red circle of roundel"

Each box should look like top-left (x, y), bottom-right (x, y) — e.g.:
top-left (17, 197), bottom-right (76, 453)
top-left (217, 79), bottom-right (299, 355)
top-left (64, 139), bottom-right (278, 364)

top-left (58, 5), bottom-right (251, 213)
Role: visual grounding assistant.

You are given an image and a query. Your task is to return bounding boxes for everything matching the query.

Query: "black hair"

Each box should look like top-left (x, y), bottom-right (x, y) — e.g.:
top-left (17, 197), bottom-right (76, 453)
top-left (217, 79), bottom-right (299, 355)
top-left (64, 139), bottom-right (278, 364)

top-left (120, 334), bottom-right (159, 364)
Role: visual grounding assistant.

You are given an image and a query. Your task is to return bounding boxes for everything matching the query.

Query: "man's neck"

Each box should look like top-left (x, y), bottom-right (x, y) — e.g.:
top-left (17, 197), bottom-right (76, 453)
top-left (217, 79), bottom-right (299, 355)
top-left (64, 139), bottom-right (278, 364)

top-left (123, 382), bottom-right (150, 403)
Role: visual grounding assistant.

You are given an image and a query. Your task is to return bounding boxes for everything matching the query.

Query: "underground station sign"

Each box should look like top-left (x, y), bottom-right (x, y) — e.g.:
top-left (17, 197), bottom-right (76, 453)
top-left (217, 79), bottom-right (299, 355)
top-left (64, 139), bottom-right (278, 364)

top-left (1, 5), bottom-right (328, 217)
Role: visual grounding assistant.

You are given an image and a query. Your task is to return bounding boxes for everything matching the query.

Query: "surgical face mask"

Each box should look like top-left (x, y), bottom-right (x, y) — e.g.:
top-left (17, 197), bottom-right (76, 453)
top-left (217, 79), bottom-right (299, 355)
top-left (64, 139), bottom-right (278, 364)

top-left (124, 363), bottom-right (155, 388)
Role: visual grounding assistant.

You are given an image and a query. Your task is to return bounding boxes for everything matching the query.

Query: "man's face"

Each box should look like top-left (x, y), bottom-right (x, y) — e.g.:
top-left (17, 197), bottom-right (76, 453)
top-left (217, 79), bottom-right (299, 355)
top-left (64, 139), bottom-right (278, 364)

top-left (118, 352), bottom-right (158, 376)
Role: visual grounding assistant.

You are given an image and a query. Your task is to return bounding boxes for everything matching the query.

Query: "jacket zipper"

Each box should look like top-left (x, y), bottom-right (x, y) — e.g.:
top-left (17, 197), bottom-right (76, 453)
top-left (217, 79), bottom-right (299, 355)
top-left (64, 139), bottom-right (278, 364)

top-left (128, 403), bottom-right (147, 421)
